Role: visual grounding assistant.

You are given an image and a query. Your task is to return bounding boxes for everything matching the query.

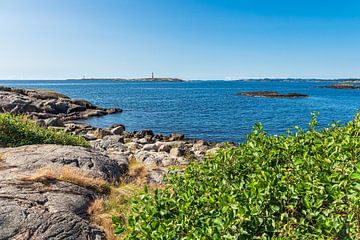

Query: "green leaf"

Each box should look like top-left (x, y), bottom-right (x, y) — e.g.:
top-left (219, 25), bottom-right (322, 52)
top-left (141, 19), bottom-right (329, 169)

top-left (351, 173), bottom-right (360, 180)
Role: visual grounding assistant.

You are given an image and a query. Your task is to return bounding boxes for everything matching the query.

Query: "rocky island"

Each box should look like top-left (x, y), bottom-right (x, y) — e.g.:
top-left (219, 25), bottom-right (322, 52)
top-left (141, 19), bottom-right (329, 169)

top-left (0, 86), bottom-right (222, 239)
top-left (316, 83), bottom-right (360, 89)
top-left (237, 91), bottom-right (309, 98)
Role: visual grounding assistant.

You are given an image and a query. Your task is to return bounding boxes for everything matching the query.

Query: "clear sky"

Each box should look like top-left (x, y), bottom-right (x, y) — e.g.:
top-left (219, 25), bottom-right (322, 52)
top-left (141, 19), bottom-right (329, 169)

top-left (0, 0), bottom-right (360, 80)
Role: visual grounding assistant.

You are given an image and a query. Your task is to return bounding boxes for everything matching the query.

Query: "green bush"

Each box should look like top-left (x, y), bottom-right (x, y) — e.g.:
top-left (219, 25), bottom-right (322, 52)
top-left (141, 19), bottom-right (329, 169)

top-left (0, 113), bottom-right (89, 147)
top-left (119, 113), bottom-right (360, 239)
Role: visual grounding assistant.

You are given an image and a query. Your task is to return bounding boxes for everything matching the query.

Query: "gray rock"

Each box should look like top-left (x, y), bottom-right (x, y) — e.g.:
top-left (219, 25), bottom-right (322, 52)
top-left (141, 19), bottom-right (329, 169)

top-left (44, 117), bottom-right (65, 127)
top-left (110, 124), bottom-right (125, 135)
top-left (83, 109), bottom-right (107, 118)
top-left (170, 147), bottom-right (185, 157)
top-left (134, 129), bottom-right (154, 138)
top-left (125, 142), bottom-right (141, 152)
top-left (82, 133), bottom-right (97, 141)
top-left (147, 168), bottom-right (168, 185)
top-left (106, 151), bottom-right (129, 166)
top-left (138, 138), bottom-right (150, 144)
top-left (67, 104), bottom-right (87, 113)
top-left (93, 128), bottom-right (112, 139)
top-left (155, 141), bottom-right (185, 149)
top-left (158, 144), bottom-right (172, 153)
top-left (192, 140), bottom-right (210, 151)
top-left (169, 132), bottom-right (185, 141)
top-left (0, 144), bottom-right (127, 240)
top-left (142, 143), bottom-right (158, 152)
top-left (103, 135), bottom-right (124, 143)
top-left (133, 151), bottom-right (165, 166)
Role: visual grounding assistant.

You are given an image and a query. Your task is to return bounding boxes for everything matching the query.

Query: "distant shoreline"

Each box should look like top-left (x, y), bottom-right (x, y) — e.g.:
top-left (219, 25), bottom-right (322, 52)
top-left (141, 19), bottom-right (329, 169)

top-left (234, 78), bottom-right (360, 82)
top-left (66, 77), bottom-right (185, 82)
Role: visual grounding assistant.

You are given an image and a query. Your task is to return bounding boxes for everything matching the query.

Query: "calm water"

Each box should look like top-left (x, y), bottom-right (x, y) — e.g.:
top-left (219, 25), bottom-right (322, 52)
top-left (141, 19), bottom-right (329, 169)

top-left (1, 80), bottom-right (360, 142)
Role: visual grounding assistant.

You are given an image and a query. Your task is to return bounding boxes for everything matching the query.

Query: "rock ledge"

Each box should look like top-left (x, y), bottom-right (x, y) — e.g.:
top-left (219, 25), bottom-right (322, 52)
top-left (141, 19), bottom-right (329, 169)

top-left (0, 144), bottom-right (126, 240)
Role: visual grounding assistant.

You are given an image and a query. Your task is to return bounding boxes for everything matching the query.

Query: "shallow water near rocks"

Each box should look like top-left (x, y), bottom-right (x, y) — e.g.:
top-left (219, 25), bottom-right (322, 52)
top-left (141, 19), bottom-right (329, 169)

top-left (1, 80), bottom-right (360, 142)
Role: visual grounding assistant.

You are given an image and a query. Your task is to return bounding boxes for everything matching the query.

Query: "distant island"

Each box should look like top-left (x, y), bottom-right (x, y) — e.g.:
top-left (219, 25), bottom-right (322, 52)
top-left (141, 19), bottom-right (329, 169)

top-left (235, 78), bottom-right (360, 82)
top-left (67, 77), bottom-right (185, 82)
top-left (315, 83), bottom-right (360, 89)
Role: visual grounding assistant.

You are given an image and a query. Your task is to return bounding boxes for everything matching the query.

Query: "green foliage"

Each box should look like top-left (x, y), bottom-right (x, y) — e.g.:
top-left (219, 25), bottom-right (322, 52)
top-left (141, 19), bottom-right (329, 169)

top-left (0, 113), bottom-right (89, 147)
top-left (119, 112), bottom-right (360, 239)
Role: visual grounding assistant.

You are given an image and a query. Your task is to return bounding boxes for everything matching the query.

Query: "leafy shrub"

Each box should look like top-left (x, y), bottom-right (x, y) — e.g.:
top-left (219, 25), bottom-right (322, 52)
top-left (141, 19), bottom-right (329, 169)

top-left (0, 113), bottom-right (89, 147)
top-left (119, 113), bottom-right (360, 239)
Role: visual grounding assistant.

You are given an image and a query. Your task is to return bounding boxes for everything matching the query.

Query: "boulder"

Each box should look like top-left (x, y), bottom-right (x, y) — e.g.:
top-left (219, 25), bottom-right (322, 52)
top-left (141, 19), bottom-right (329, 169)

top-left (93, 128), bottom-right (112, 139)
top-left (125, 142), bottom-right (141, 152)
top-left (155, 141), bottom-right (185, 149)
top-left (134, 129), bottom-right (154, 138)
top-left (138, 138), bottom-right (150, 144)
top-left (82, 133), bottom-right (97, 141)
top-left (170, 147), bottom-right (185, 157)
top-left (134, 151), bottom-right (163, 166)
top-left (102, 135), bottom-right (124, 143)
top-left (44, 117), bottom-right (65, 127)
top-left (142, 144), bottom-right (158, 152)
top-left (192, 140), bottom-right (210, 151)
top-left (158, 144), bottom-right (172, 153)
top-left (169, 132), bottom-right (185, 141)
top-left (110, 125), bottom-right (125, 135)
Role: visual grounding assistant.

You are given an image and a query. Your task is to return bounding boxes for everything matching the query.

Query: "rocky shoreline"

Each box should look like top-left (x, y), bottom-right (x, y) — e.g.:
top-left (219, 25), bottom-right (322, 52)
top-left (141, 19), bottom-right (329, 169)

top-left (0, 86), bottom-right (121, 122)
top-left (0, 86), bottom-right (223, 239)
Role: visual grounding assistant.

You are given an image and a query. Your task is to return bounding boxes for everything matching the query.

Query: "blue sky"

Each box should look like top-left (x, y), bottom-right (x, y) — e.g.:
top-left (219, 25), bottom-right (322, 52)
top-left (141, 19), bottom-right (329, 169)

top-left (0, 0), bottom-right (360, 80)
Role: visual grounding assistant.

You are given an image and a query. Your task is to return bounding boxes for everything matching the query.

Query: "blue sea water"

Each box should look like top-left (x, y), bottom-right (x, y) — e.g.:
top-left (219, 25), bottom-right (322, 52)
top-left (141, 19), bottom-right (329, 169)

top-left (1, 80), bottom-right (360, 143)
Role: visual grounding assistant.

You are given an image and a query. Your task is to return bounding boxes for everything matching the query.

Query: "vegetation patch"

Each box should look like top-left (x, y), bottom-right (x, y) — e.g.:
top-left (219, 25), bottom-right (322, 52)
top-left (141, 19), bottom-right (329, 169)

top-left (89, 159), bottom-right (151, 239)
top-left (0, 113), bottom-right (89, 147)
top-left (117, 113), bottom-right (360, 239)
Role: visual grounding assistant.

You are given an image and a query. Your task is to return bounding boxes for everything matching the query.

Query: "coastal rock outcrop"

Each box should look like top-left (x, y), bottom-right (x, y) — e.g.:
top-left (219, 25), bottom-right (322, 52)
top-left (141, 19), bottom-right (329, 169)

top-left (0, 85), bottom-right (229, 238)
top-left (237, 91), bottom-right (308, 98)
top-left (0, 144), bottom-right (127, 240)
top-left (0, 86), bottom-right (121, 121)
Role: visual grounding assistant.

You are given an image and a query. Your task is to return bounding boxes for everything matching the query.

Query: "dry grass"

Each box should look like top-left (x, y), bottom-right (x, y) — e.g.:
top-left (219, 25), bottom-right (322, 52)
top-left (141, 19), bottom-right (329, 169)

top-left (88, 158), bottom-right (153, 239)
top-left (89, 184), bottom-right (145, 239)
top-left (20, 166), bottom-right (108, 192)
top-left (121, 157), bottom-right (149, 185)
top-left (88, 198), bottom-right (116, 240)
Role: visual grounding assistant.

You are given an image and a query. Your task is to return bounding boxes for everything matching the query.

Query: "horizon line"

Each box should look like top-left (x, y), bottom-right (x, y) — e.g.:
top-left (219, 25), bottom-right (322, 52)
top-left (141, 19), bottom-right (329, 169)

top-left (1, 77), bottom-right (360, 81)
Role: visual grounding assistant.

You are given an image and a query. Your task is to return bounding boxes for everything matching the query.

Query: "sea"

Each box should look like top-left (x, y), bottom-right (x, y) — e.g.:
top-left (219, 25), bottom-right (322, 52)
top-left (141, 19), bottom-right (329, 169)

top-left (1, 79), bottom-right (359, 143)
